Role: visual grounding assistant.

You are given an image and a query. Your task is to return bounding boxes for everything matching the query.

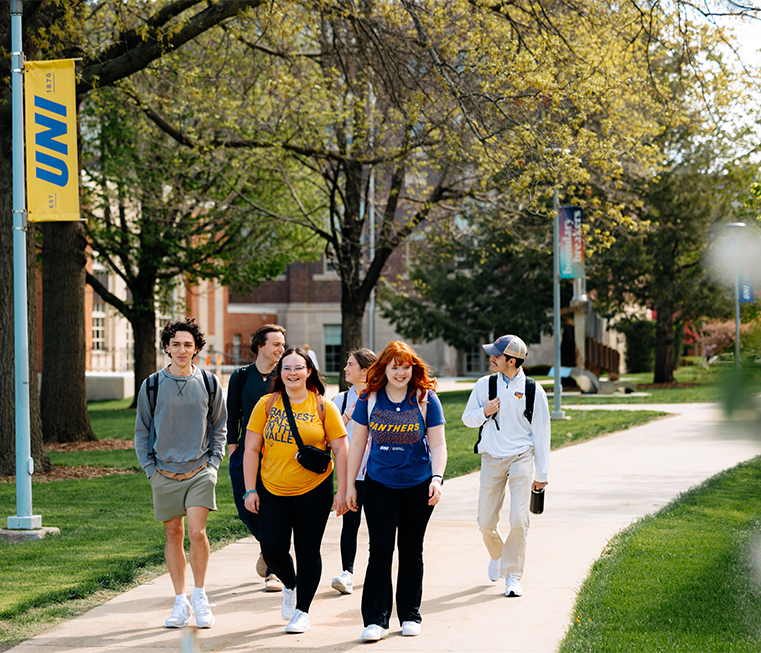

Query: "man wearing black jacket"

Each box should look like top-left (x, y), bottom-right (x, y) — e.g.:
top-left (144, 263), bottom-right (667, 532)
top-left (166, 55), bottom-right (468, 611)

top-left (227, 324), bottom-right (286, 591)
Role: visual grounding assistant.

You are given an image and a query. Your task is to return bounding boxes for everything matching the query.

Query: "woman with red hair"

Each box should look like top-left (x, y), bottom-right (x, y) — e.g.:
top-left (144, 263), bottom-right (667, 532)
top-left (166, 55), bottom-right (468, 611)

top-left (346, 341), bottom-right (447, 642)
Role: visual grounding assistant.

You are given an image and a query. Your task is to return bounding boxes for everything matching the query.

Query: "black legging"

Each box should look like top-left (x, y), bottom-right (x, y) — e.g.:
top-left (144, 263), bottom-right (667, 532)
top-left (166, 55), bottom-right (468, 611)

top-left (340, 479), bottom-right (364, 573)
top-left (361, 475), bottom-right (434, 628)
top-left (258, 473), bottom-right (334, 613)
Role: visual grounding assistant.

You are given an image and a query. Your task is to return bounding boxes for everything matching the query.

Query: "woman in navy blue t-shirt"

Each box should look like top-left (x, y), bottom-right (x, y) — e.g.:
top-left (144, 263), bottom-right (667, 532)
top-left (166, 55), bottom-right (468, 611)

top-left (346, 341), bottom-right (447, 642)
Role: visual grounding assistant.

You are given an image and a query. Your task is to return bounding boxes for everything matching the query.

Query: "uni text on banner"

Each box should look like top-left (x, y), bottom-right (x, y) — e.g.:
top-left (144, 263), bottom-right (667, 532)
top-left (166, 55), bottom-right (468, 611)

top-left (24, 59), bottom-right (80, 222)
top-left (559, 205), bottom-right (584, 279)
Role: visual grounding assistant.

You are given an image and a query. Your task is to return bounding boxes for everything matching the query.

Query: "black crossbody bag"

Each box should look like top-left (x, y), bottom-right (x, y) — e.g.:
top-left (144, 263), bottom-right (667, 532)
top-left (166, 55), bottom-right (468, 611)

top-left (281, 392), bottom-right (332, 474)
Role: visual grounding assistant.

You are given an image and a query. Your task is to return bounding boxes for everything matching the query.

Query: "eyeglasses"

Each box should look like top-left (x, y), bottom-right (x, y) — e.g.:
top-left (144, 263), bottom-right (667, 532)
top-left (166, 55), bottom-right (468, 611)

top-left (282, 366), bottom-right (306, 373)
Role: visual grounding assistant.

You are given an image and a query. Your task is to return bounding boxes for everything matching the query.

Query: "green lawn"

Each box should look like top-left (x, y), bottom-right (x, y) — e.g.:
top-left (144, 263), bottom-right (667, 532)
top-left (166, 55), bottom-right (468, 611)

top-left (439, 389), bottom-right (667, 479)
top-left (559, 456), bottom-right (761, 652)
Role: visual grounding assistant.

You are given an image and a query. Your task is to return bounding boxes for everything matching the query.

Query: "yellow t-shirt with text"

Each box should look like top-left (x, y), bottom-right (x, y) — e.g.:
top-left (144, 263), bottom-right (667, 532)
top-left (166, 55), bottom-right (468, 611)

top-left (247, 392), bottom-right (347, 496)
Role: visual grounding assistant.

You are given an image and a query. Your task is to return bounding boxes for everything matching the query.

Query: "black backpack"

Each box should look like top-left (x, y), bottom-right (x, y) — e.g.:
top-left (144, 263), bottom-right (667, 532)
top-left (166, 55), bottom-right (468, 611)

top-left (473, 374), bottom-right (536, 454)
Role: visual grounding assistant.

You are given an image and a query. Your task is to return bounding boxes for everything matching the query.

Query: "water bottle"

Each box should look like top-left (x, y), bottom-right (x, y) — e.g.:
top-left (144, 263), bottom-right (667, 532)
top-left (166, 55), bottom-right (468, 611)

top-left (530, 488), bottom-right (545, 515)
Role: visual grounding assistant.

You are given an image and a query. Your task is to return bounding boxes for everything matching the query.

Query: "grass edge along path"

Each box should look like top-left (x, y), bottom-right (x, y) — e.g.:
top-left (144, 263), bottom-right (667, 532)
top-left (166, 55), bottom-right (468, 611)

top-left (559, 455), bottom-right (761, 653)
top-left (0, 395), bottom-right (668, 650)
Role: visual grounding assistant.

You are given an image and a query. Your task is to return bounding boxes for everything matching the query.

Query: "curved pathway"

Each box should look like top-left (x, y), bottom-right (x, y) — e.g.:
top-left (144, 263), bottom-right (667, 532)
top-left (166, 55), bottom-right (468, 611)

top-left (8, 403), bottom-right (759, 653)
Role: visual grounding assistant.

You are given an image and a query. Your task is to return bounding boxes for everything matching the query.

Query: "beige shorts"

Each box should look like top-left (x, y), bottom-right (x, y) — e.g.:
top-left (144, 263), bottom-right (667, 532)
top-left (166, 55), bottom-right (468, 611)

top-left (151, 464), bottom-right (218, 522)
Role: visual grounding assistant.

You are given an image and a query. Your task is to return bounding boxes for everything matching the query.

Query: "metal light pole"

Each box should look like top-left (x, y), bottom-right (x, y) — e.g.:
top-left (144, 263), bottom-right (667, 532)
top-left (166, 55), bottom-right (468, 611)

top-left (8, 0), bottom-right (41, 531)
top-left (552, 189), bottom-right (565, 419)
top-left (728, 222), bottom-right (746, 369)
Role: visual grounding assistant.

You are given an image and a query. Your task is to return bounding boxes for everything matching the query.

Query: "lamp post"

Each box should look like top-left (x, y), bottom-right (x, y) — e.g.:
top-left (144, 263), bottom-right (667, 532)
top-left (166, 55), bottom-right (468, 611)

top-left (727, 222), bottom-right (746, 369)
top-left (552, 189), bottom-right (565, 419)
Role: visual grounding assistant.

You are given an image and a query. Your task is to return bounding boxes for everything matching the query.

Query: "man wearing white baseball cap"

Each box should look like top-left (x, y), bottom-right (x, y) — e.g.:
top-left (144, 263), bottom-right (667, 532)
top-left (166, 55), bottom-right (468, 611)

top-left (461, 335), bottom-right (550, 598)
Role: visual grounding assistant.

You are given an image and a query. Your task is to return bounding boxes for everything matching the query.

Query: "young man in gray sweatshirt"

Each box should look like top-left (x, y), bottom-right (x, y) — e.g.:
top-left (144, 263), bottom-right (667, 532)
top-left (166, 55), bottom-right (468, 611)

top-left (134, 317), bottom-right (227, 629)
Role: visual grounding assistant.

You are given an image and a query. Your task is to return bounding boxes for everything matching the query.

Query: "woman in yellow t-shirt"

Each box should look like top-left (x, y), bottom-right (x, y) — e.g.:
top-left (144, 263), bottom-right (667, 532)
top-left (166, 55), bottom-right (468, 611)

top-left (243, 347), bottom-right (348, 635)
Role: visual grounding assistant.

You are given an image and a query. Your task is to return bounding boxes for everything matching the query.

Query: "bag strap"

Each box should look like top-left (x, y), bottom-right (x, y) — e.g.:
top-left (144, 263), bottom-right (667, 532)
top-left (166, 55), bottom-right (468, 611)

top-left (523, 377), bottom-right (536, 425)
top-left (281, 391), bottom-right (306, 450)
top-left (341, 392), bottom-right (348, 414)
top-left (147, 372), bottom-right (159, 418)
top-left (473, 373), bottom-right (499, 454)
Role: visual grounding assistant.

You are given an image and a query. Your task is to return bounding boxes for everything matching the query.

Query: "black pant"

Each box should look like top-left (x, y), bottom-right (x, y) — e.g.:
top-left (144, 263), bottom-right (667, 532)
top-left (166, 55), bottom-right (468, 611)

top-left (228, 446), bottom-right (261, 539)
top-left (340, 479), bottom-right (364, 573)
top-left (361, 476), bottom-right (434, 628)
top-left (258, 473), bottom-right (334, 613)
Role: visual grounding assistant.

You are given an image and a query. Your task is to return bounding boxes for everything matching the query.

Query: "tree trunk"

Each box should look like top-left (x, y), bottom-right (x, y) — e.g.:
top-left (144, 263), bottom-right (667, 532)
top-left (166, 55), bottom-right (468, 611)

top-left (340, 291), bottom-right (366, 392)
top-left (0, 115), bottom-right (51, 474)
top-left (131, 306), bottom-right (159, 408)
top-left (653, 308), bottom-right (675, 384)
top-left (40, 222), bottom-right (96, 443)
top-left (672, 321), bottom-right (685, 371)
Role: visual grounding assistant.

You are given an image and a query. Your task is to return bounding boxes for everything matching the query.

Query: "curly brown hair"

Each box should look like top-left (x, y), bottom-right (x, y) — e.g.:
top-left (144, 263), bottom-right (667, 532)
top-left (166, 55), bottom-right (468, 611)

top-left (160, 317), bottom-right (206, 358)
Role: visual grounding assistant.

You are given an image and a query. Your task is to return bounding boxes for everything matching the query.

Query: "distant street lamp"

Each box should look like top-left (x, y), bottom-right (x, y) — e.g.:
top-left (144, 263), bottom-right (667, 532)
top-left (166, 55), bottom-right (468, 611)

top-left (727, 222), bottom-right (746, 368)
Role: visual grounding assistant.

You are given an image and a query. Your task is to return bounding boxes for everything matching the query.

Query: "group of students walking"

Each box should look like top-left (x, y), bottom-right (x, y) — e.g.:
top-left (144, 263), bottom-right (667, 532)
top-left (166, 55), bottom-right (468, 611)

top-left (134, 319), bottom-right (549, 641)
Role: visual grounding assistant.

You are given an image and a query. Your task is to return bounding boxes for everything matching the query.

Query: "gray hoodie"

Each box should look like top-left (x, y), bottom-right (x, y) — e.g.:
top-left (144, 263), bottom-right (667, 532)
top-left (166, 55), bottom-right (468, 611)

top-left (134, 366), bottom-right (226, 478)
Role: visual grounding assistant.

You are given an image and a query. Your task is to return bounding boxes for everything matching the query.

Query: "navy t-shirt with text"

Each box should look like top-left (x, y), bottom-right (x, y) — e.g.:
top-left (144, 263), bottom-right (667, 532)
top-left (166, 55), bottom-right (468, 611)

top-left (352, 387), bottom-right (445, 489)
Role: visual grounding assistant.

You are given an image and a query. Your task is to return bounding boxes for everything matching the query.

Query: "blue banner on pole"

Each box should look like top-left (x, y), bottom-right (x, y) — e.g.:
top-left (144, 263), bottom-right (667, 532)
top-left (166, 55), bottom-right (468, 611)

top-left (559, 206), bottom-right (584, 279)
top-left (739, 272), bottom-right (754, 303)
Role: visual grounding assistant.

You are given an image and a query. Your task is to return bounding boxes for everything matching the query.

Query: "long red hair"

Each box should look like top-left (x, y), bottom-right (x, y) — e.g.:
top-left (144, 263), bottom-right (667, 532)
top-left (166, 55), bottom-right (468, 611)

top-left (363, 341), bottom-right (437, 404)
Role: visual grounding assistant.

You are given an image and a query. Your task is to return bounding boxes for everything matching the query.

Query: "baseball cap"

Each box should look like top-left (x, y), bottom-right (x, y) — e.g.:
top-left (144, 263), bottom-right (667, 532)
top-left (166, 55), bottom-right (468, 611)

top-left (482, 335), bottom-right (528, 359)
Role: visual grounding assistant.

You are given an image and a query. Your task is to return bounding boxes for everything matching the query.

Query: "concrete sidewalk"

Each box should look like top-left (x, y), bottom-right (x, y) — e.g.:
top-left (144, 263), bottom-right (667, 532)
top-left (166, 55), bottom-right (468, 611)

top-left (8, 404), bottom-right (760, 653)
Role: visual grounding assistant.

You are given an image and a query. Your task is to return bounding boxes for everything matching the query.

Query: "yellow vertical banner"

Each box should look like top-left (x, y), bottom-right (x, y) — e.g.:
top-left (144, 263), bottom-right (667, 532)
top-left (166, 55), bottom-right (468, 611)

top-left (24, 59), bottom-right (80, 222)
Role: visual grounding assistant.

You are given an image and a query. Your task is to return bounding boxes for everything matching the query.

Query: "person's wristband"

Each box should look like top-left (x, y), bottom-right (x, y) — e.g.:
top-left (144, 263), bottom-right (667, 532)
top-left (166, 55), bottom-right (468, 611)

top-left (431, 475), bottom-right (443, 484)
top-left (242, 488), bottom-right (257, 500)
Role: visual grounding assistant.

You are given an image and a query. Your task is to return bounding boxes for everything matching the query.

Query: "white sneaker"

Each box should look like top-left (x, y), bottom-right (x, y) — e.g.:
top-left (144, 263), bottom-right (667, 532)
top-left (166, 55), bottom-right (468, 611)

top-left (360, 624), bottom-right (389, 642)
top-left (281, 587), bottom-right (297, 620)
top-left (285, 609), bottom-right (310, 633)
top-left (488, 558), bottom-right (501, 582)
top-left (401, 621), bottom-right (421, 636)
top-left (266, 574), bottom-right (284, 592)
top-left (331, 570), bottom-right (354, 594)
top-left (505, 575), bottom-right (523, 597)
top-left (191, 593), bottom-right (215, 628)
top-left (165, 598), bottom-right (192, 628)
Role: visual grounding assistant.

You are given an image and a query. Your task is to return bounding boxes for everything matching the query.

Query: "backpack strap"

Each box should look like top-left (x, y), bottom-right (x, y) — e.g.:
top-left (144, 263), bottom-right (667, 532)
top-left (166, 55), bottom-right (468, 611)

top-left (315, 392), bottom-right (326, 425)
top-left (523, 377), bottom-right (536, 424)
top-left (368, 391), bottom-right (377, 423)
top-left (265, 391), bottom-right (280, 418)
top-left (417, 389), bottom-right (428, 430)
top-left (340, 392), bottom-right (348, 415)
top-left (147, 372), bottom-right (160, 419)
top-left (473, 373), bottom-right (499, 454)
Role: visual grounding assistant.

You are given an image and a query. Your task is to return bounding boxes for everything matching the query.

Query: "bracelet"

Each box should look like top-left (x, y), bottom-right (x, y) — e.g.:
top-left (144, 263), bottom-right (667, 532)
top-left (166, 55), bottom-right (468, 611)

top-left (431, 475), bottom-right (443, 484)
top-left (242, 488), bottom-right (257, 500)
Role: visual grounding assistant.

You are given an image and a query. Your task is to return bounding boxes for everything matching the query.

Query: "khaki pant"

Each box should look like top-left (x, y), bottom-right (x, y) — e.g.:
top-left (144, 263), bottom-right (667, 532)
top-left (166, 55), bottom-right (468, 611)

top-left (477, 448), bottom-right (533, 579)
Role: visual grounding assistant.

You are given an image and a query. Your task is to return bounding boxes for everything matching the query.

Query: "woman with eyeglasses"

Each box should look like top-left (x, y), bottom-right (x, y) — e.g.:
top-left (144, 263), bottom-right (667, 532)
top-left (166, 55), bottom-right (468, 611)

top-left (243, 347), bottom-right (348, 635)
top-left (346, 341), bottom-right (447, 642)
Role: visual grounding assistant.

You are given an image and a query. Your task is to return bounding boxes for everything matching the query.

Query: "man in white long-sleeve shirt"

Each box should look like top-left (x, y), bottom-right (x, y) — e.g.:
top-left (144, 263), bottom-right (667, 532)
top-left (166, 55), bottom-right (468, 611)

top-left (461, 335), bottom-right (550, 598)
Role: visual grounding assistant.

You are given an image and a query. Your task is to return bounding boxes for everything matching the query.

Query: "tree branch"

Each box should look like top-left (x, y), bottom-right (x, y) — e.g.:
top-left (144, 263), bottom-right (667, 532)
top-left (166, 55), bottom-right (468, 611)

top-left (78, 0), bottom-right (263, 94)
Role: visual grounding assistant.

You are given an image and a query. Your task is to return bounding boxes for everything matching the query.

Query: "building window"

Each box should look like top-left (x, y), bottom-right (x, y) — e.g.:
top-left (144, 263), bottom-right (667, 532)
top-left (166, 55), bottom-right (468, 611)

top-left (324, 325), bottom-right (342, 373)
top-left (92, 316), bottom-right (106, 352)
top-left (464, 346), bottom-right (487, 375)
top-left (125, 323), bottom-right (134, 371)
top-left (233, 334), bottom-right (241, 362)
